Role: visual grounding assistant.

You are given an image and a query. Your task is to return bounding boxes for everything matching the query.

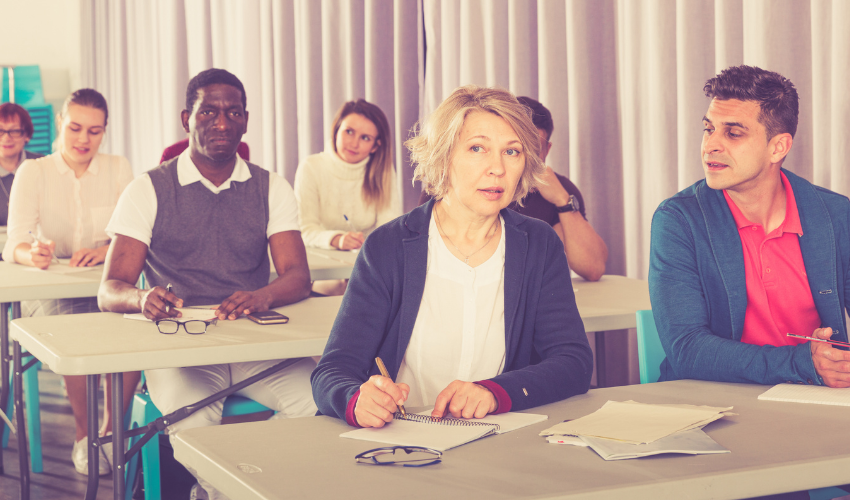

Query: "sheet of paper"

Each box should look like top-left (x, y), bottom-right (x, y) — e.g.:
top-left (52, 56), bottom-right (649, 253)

top-left (23, 259), bottom-right (102, 274)
top-left (758, 383), bottom-right (850, 407)
top-left (547, 436), bottom-right (589, 447)
top-left (580, 428), bottom-right (730, 461)
top-left (539, 400), bottom-right (732, 444)
top-left (123, 307), bottom-right (217, 322)
top-left (341, 417), bottom-right (497, 452)
top-left (415, 409), bottom-right (547, 434)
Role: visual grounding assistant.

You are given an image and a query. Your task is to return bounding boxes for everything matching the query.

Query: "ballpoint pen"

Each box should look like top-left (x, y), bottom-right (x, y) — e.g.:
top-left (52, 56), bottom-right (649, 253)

top-left (28, 231), bottom-right (60, 264)
top-left (787, 333), bottom-right (850, 348)
top-left (343, 214), bottom-right (354, 233)
top-left (165, 283), bottom-right (174, 313)
top-left (375, 357), bottom-right (407, 417)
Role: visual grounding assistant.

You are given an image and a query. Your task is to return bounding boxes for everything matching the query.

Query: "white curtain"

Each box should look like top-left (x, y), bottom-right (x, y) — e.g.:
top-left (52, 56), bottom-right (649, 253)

top-left (81, 0), bottom-right (422, 207)
top-left (81, 0), bottom-right (850, 279)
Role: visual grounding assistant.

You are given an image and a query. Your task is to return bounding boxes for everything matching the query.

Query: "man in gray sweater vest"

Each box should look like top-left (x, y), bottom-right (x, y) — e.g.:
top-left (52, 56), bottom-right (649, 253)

top-left (99, 69), bottom-right (316, 500)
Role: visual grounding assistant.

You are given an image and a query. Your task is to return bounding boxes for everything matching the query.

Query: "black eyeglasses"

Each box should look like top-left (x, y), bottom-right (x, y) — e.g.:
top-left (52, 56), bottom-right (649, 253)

top-left (155, 318), bottom-right (217, 335)
top-left (355, 446), bottom-right (442, 467)
top-left (0, 129), bottom-right (24, 138)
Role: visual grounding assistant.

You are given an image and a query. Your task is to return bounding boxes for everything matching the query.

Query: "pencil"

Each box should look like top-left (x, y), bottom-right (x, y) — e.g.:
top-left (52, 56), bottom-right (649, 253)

top-left (375, 357), bottom-right (407, 417)
top-left (786, 333), bottom-right (850, 348)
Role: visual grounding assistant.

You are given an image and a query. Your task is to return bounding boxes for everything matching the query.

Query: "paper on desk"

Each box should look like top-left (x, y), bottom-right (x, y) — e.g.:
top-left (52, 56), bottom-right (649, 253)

top-left (23, 259), bottom-right (101, 274)
top-left (123, 308), bottom-right (217, 322)
top-left (580, 428), bottom-right (729, 461)
top-left (414, 409), bottom-right (548, 434)
top-left (539, 400), bottom-right (732, 444)
top-left (758, 383), bottom-right (850, 407)
top-left (547, 436), bottom-right (589, 447)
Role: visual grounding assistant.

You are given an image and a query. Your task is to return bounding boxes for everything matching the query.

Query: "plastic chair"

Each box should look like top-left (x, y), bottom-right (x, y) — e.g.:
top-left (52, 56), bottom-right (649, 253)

top-left (635, 310), bottom-right (664, 384)
top-left (635, 311), bottom-right (848, 500)
top-left (1, 66), bottom-right (46, 107)
top-left (1, 356), bottom-right (43, 473)
top-left (124, 391), bottom-right (272, 500)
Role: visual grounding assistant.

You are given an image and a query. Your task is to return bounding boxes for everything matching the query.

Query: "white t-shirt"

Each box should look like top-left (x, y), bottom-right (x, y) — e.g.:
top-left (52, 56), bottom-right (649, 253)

top-left (396, 213), bottom-right (507, 408)
top-left (107, 150), bottom-right (299, 245)
top-left (2, 152), bottom-right (133, 261)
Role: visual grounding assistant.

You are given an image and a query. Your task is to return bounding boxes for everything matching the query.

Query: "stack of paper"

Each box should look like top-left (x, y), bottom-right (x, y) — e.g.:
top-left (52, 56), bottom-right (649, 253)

top-left (541, 400), bottom-right (732, 461)
top-left (758, 384), bottom-right (850, 407)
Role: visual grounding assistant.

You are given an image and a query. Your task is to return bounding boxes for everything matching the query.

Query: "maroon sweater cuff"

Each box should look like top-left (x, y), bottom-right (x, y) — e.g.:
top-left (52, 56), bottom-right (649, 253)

top-left (345, 389), bottom-right (362, 427)
top-left (476, 380), bottom-right (512, 414)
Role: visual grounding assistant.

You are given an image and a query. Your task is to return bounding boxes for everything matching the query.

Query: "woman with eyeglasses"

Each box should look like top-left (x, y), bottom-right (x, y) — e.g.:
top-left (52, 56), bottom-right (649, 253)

top-left (1, 89), bottom-right (138, 476)
top-left (311, 86), bottom-right (593, 428)
top-left (0, 103), bottom-right (43, 229)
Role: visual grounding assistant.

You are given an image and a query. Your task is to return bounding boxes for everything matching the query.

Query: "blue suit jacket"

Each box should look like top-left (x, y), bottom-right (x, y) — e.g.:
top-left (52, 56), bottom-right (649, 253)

top-left (311, 200), bottom-right (593, 420)
top-left (649, 169), bottom-right (850, 384)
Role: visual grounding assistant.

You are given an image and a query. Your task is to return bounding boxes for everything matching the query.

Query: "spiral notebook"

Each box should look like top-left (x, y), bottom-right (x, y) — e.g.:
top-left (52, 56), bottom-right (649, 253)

top-left (341, 411), bottom-right (547, 451)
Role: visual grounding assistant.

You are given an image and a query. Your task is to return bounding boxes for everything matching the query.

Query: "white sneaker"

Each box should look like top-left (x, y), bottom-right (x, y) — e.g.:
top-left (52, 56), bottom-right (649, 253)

top-left (190, 482), bottom-right (210, 500)
top-left (71, 438), bottom-right (111, 476)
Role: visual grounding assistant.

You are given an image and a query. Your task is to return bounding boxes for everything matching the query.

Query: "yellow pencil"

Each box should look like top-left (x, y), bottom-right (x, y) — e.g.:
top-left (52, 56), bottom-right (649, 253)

top-left (375, 357), bottom-right (407, 417)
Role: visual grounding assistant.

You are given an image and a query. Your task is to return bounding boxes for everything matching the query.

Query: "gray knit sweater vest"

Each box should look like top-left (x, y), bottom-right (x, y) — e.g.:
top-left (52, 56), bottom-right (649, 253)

top-left (144, 157), bottom-right (270, 306)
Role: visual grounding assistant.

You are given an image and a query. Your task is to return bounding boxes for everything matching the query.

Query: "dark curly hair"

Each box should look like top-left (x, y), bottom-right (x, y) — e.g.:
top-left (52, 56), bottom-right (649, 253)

top-left (185, 68), bottom-right (246, 112)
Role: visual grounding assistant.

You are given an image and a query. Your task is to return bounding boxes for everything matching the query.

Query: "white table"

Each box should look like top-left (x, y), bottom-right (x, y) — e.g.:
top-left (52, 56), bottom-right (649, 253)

top-left (304, 248), bottom-right (357, 281)
top-left (172, 379), bottom-right (850, 500)
top-left (10, 295), bottom-right (343, 500)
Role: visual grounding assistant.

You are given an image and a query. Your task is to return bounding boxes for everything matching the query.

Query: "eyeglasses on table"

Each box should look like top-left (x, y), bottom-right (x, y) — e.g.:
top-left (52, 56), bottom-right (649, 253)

top-left (155, 318), bottom-right (217, 334)
top-left (355, 446), bottom-right (442, 467)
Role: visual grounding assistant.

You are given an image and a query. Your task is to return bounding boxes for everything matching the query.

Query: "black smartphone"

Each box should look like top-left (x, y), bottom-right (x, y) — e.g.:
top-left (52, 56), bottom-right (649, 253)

top-left (246, 310), bottom-right (290, 325)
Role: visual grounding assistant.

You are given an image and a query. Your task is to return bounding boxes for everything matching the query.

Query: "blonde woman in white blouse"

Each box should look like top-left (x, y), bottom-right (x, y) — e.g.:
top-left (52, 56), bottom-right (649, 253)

top-left (1, 89), bottom-right (137, 476)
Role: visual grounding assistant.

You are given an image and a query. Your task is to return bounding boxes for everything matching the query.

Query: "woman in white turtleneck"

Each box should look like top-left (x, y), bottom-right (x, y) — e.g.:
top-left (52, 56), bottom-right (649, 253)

top-left (294, 99), bottom-right (400, 252)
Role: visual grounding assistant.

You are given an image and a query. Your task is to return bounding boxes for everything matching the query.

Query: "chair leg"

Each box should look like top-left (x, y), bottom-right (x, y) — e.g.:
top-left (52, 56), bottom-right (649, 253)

top-left (23, 360), bottom-right (43, 473)
top-left (125, 394), bottom-right (162, 500)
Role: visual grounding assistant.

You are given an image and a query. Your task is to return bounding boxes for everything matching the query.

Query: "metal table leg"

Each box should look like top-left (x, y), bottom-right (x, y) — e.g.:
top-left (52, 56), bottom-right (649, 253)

top-left (13, 339), bottom-right (29, 500)
top-left (85, 374), bottom-right (100, 500)
top-left (112, 372), bottom-right (124, 500)
top-left (0, 302), bottom-right (9, 475)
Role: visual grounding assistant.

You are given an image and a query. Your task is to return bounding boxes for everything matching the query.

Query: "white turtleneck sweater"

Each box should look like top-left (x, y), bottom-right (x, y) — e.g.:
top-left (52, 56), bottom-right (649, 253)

top-left (294, 149), bottom-right (401, 249)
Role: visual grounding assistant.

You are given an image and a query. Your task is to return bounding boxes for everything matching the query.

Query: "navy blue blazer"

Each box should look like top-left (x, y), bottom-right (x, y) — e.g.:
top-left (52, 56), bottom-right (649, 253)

top-left (311, 200), bottom-right (593, 420)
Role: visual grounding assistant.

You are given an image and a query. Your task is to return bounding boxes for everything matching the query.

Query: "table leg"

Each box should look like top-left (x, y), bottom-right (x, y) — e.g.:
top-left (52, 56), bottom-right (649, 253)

top-left (0, 302), bottom-right (8, 475)
top-left (112, 372), bottom-right (124, 500)
top-left (85, 374), bottom-right (100, 500)
top-left (594, 329), bottom-right (631, 388)
top-left (13, 340), bottom-right (30, 500)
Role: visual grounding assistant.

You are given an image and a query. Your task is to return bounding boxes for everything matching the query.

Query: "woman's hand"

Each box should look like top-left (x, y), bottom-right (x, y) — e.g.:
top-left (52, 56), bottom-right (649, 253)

top-left (29, 240), bottom-right (55, 269)
top-left (332, 231), bottom-right (365, 250)
top-left (431, 380), bottom-right (497, 419)
top-left (70, 246), bottom-right (108, 267)
top-left (354, 375), bottom-right (410, 428)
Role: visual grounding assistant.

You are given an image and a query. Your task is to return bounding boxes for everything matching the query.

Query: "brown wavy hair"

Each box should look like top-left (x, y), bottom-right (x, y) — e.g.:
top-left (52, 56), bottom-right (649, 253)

top-left (330, 99), bottom-right (393, 210)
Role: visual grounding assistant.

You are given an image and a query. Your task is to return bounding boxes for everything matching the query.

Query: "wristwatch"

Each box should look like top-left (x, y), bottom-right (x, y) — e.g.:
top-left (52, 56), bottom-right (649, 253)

top-left (555, 195), bottom-right (581, 214)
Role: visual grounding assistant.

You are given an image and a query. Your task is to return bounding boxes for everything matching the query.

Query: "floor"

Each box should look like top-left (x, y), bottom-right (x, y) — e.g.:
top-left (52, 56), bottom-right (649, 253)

top-left (1, 370), bottom-right (117, 500)
top-left (1, 369), bottom-right (271, 500)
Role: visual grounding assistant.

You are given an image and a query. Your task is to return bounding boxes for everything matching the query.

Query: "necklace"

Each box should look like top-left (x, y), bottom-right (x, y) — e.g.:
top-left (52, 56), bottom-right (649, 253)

top-left (434, 205), bottom-right (499, 265)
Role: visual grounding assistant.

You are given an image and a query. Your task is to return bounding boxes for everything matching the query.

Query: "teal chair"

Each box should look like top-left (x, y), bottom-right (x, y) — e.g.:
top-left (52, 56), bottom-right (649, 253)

top-left (635, 310), bottom-right (848, 500)
top-left (1, 355), bottom-right (43, 473)
top-left (124, 389), bottom-right (273, 500)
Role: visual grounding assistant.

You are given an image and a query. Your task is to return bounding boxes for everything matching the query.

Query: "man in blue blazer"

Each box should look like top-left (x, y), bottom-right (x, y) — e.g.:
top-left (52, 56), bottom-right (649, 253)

top-left (649, 65), bottom-right (850, 388)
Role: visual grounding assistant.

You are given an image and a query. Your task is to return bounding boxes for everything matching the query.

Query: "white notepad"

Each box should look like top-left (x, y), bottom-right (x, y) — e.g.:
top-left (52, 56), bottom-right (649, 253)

top-left (758, 383), bottom-right (850, 407)
top-left (341, 411), bottom-right (547, 451)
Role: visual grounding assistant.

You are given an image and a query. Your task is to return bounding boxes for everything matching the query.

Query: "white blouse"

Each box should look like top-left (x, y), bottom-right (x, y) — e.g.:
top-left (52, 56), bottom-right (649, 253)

top-left (396, 213), bottom-right (507, 408)
top-left (293, 149), bottom-right (401, 249)
top-left (1, 152), bottom-right (133, 261)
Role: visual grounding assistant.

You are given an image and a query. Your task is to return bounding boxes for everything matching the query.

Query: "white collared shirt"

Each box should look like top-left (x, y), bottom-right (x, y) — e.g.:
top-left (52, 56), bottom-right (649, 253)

top-left (106, 149), bottom-right (299, 246)
top-left (395, 213), bottom-right (507, 408)
top-left (1, 151), bottom-right (134, 261)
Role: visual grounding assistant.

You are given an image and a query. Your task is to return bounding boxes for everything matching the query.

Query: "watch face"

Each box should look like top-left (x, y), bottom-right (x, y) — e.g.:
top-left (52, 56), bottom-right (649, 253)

top-left (556, 195), bottom-right (580, 213)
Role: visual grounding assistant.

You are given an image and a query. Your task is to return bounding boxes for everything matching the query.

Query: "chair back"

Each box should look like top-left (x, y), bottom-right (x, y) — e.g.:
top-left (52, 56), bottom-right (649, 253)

top-left (636, 310), bottom-right (664, 384)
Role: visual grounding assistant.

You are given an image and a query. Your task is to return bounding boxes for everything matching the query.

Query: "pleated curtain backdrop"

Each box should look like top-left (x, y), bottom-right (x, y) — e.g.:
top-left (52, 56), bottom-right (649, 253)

top-left (81, 0), bottom-right (422, 208)
top-left (82, 0), bottom-right (850, 283)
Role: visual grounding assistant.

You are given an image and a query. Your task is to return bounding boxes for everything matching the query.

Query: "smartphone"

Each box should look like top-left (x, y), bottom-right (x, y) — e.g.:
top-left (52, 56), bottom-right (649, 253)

top-left (246, 310), bottom-right (290, 325)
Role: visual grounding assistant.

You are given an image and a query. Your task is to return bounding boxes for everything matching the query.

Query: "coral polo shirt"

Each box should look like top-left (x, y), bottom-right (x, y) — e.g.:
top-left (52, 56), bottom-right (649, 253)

top-left (723, 172), bottom-right (821, 347)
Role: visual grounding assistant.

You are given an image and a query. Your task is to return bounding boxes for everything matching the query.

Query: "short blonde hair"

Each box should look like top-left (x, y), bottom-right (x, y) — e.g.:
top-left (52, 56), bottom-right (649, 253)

top-left (407, 85), bottom-right (544, 204)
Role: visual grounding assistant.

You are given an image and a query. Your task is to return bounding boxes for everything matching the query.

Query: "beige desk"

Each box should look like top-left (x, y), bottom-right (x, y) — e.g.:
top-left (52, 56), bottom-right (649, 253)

top-left (304, 248), bottom-right (357, 281)
top-left (10, 296), bottom-right (343, 500)
top-left (173, 380), bottom-right (850, 500)
top-left (0, 226), bottom-right (7, 250)
top-left (572, 275), bottom-right (649, 333)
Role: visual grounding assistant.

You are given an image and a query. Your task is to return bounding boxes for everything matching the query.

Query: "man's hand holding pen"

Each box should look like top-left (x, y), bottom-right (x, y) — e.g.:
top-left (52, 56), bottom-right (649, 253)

top-left (141, 286), bottom-right (183, 321)
top-left (810, 327), bottom-right (850, 388)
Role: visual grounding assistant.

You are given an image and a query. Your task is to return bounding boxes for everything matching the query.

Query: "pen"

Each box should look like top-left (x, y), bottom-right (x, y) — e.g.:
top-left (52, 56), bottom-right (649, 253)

top-left (165, 283), bottom-right (173, 313)
top-left (786, 333), bottom-right (850, 348)
top-left (343, 214), bottom-right (354, 233)
top-left (28, 231), bottom-right (60, 264)
top-left (375, 357), bottom-right (406, 418)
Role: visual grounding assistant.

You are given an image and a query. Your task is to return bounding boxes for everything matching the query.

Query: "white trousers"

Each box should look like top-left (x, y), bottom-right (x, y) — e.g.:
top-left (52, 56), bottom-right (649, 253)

top-left (145, 357), bottom-right (317, 499)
